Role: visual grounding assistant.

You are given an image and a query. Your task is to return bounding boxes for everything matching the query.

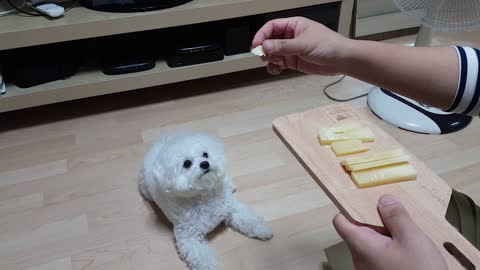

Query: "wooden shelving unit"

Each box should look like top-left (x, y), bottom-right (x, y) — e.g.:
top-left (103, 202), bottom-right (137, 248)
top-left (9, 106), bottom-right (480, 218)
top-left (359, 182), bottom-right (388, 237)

top-left (0, 0), bottom-right (353, 112)
top-left (0, 53), bottom-right (263, 112)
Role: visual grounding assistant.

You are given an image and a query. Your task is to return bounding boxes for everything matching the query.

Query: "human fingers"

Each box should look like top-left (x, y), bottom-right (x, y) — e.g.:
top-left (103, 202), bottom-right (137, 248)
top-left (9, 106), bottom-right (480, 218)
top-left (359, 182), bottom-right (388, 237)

top-left (252, 18), bottom-right (298, 47)
top-left (377, 195), bottom-right (418, 241)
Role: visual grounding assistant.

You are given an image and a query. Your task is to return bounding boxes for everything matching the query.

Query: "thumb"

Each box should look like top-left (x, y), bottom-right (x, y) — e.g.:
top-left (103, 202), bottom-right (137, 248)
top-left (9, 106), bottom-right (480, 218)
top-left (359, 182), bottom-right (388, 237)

top-left (377, 195), bottom-right (416, 240)
top-left (333, 213), bottom-right (364, 251)
top-left (263, 39), bottom-right (304, 56)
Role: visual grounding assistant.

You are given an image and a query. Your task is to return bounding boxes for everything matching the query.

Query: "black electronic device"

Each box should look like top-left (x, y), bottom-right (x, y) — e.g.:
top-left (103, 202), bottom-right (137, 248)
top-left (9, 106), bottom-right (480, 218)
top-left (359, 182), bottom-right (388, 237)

top-left (164, 23), bottom-right (224, 67)
top-left (79, 0), bottom-right (192, 12)
top-left (97, 31), bottom-right (157, 75)
top-left (165, 41), bottom-right (224, 68)
top-left (265, 1), bottom-right (341, 31)
top-left (223, 22), bottom-right (251, 56)
top-left (6, 63), bottom-right (77, 88)
top-left (3, 43), bottom-right (78, 88)
top-left (102, 57), bottom-right (156, 75)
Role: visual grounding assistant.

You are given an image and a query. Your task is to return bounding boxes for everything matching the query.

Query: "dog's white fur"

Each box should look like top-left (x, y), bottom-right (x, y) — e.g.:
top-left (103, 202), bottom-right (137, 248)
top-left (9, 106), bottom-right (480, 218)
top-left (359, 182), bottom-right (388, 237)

top-left (139, 133), bottom-right (273, 270)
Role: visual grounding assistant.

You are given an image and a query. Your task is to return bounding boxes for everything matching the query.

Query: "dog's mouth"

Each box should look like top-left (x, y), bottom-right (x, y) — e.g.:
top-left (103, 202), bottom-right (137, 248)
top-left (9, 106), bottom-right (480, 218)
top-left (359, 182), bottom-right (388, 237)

top-left (193, 169), bottom-right (219, 191)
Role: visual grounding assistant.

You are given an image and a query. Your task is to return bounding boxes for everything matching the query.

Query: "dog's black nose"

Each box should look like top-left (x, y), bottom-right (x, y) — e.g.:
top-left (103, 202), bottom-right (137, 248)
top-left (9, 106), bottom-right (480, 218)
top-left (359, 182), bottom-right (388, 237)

top-left (200, 161), bottom-right (210, 170)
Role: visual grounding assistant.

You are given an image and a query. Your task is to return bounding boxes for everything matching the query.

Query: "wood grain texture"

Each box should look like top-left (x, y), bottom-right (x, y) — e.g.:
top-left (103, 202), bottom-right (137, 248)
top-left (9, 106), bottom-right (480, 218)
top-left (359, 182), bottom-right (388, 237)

top-left (26, 258), bottom-right (72, 270)
top-left (0, 0), bottom-right (353, 113)
top-left (0, 0), bottom-right (343, 50)
top-left (0, 31), bottom-right (479, 270)
top-left (0, 54), bottom-right (265, 113)
top-left (273, 104), bottom-right (480, 269)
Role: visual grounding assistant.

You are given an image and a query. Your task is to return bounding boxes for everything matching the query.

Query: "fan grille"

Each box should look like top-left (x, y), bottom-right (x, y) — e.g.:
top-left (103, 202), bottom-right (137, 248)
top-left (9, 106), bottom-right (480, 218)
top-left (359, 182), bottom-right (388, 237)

top-left (393, 0), bottom-right (480, 31)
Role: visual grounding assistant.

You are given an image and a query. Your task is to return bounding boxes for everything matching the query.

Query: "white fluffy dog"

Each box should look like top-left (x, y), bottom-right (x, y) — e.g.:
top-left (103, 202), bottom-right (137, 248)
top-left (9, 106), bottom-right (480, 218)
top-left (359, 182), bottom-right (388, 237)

top-left (139, 133), bottom-right (273, 270)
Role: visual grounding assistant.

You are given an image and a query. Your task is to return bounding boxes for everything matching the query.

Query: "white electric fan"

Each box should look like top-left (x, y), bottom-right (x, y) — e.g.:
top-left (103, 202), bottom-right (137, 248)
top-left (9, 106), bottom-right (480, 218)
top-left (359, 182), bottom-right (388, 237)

top-left (367, 0), bottom-right (480, 134)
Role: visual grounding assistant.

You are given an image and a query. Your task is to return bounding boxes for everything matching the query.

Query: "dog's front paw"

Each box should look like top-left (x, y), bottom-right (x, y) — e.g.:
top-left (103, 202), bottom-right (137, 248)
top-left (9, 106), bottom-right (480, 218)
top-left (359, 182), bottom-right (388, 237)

top-left (252, 223), bottom-right (273, 240)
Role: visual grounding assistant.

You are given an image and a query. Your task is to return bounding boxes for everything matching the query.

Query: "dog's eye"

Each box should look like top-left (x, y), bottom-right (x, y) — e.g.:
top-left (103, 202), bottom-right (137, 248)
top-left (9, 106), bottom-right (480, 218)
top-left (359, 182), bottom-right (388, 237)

top-left (203, 152), bottom-right (209, 158)
top-left (183, 160), bottom-right (192, 169)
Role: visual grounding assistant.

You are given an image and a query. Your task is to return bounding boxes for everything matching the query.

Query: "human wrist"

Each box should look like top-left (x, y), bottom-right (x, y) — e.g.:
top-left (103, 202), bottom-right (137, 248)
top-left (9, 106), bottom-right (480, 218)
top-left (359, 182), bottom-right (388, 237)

top-left (335, 38), bottom-right (366, 75)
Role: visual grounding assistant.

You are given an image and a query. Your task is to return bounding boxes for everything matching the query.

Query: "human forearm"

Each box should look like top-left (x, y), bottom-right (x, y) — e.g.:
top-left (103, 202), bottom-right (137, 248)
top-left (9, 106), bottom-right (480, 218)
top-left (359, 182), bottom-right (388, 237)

top-left (253, 18), bottom-right (479, 114)
top-left (339, 40), bottom-right (459, 110)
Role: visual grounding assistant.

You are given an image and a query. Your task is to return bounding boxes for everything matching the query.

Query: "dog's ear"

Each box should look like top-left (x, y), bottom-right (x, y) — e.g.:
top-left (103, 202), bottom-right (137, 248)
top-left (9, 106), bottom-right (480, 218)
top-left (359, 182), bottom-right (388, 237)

top-left (151, 161), bottom-right (174, 193)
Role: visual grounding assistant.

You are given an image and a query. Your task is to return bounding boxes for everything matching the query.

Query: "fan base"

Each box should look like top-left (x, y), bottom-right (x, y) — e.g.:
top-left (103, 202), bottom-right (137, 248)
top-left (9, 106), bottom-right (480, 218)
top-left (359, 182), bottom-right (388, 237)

top-left (367, 87), bottom-right (472, 134)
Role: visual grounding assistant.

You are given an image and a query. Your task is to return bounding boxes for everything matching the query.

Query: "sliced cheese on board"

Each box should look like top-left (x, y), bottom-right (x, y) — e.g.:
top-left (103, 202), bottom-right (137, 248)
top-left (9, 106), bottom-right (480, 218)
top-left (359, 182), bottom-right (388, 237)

top-left (330, 120), bottom-right (363, 133)
top-left (345, 128), bottom-right (375, 142)
top-left (331, 139), bottom-right (369, 156)
top-left (318, 127), bottom-right (375, 145)
top-left (318, 129), bottom-right (350, 144)
top-left (345, 155), bottom-right (410, 171)
top-left (351, 163), bottom-right (416, 188)
top-left (340, 149), bottom-right (404, 166)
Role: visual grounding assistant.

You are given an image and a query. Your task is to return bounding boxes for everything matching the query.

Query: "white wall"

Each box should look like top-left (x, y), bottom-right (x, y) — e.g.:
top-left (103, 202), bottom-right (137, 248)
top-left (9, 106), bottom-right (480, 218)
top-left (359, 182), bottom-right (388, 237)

top-left (357, 0), bottom-right (398, 18)
top-left (356, 0), bottom-right (419, 37)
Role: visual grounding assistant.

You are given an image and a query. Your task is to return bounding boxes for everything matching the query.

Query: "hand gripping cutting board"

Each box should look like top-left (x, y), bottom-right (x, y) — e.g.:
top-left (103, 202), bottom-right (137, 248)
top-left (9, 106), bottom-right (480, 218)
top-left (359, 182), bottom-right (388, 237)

top-left (273, 104), bottom-right (480, 269)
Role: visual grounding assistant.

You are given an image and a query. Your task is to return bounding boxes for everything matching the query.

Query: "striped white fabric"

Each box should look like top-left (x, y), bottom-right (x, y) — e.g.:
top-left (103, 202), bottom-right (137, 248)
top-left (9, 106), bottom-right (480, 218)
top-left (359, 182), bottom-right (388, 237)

top-left (446, 46), bottom-right (480, 116)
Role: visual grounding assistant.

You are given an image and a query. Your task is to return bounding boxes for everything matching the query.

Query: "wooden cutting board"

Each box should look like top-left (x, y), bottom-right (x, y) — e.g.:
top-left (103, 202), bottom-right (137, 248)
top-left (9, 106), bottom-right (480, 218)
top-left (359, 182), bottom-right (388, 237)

top-left (273, 104), bottom-right (480, 269)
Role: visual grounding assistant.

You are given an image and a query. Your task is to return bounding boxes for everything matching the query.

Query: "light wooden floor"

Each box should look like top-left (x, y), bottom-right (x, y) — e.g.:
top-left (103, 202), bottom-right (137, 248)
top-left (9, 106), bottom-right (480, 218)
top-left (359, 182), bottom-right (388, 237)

top-left (1, 31), bottom-right (480, 270)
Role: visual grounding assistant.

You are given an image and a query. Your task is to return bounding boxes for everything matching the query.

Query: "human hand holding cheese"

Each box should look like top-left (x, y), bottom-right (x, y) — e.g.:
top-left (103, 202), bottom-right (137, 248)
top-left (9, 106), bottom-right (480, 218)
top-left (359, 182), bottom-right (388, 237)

top-left (334, 195), bottom-right (448, 270)
top-left (251, 17), bottom-right (349, 76)
top-left (253, 17), bottom-right (460, 110)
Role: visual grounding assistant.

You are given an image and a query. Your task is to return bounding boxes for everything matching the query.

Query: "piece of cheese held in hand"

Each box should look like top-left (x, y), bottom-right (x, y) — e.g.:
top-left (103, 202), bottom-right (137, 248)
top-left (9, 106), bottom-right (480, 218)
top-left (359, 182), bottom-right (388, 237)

top-left (251, 45), bottom-right (266, 57)
top-left (345, 155), bottom-right (409, 171)
top-left (331, 139), bottom-right (369, 156)
top-left (351, 163), bottom-right (416, 188)
top-left (341, 149), bottom-right (404, 166)
top-left (319, 127), bottom-right (375, 145)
